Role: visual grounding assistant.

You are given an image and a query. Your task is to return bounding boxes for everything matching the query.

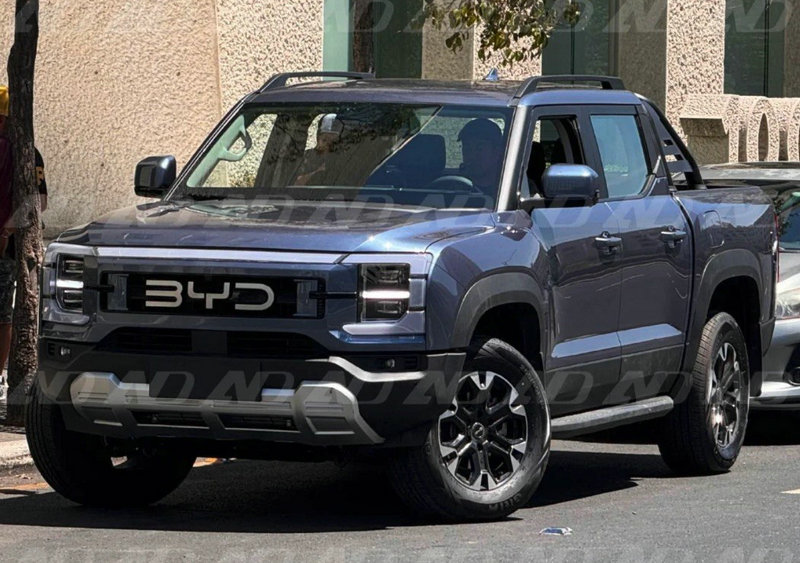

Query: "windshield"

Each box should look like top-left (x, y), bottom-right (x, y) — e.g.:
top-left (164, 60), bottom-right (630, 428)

top-left (173, 103), bottom-right (513, 210)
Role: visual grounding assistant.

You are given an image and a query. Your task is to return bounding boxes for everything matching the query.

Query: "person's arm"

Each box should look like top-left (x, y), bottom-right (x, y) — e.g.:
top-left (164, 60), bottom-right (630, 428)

top-left (35, 148), bottom-right (48, 213)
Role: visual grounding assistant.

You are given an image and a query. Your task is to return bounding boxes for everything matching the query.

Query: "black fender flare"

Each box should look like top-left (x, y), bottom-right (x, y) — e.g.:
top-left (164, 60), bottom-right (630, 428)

top-left (681, 248), bottom-right (765, 393)
top-left (449, 271), bottom-right (546, 355)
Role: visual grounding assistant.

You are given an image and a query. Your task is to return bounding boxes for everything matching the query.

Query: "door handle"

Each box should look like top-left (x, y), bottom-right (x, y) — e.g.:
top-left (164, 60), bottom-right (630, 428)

top-left (660, 228), bottom-right (687, 248)
top-left (595, 232), bottom-right (622, 255)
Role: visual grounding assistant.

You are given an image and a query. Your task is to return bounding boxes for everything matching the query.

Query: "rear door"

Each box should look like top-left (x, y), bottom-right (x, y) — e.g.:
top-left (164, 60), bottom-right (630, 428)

top-left (523, 107), bottom-right (623, 416)
top-left (587, 105), bottom-right (692, 401)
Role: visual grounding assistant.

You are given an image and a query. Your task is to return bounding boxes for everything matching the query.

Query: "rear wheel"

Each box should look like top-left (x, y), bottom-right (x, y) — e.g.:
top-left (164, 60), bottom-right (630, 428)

top-left (26, 380), bottom-right (196, 507)
top-left (389, 338), bottom-right (550, 521)
top-left (658, 312), bottom-right (750, 474)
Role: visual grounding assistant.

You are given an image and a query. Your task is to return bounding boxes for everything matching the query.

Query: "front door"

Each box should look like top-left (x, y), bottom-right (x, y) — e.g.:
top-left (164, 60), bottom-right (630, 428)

top-left (524, 109), bottom-right (624, 416)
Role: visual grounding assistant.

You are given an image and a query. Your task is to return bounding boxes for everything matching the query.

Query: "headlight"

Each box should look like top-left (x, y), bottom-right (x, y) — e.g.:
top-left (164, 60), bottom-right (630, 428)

top-left (55, 254), bottom-right (85, 311)
top-left (42, 243), bottom-right (94, 325)
top-left (776, 287), bottom-right (800, 320)
top-left (340, 253), bottom-right (431, 337)
top-left (359, 264), bottom-right (410, 321)
top-left (775, 271), bottom-right (800, 320)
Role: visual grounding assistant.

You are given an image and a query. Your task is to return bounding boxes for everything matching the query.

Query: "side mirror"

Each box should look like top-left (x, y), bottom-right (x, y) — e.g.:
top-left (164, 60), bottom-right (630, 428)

top-left (135, 156), bottom-right (176, 198)
top-left (541, 164), bottom-right (599, 205)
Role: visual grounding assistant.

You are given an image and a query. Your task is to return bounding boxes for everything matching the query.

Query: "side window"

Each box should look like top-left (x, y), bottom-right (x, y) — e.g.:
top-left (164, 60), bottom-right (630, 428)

top-left (590, 114), bottom-right (650, 198)
top-left (525, 116), bottom-right (584, 197)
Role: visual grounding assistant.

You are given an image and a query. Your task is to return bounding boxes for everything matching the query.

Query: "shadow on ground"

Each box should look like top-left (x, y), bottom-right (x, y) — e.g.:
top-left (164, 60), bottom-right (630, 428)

top-left (530, 450), bottom-right (671, 507)
top-left (0, 410), bottom-right (794, 533)
top-left (572, 411), bottom-right (800, 447)
top-left (0, 447), bottom-right (671, 533)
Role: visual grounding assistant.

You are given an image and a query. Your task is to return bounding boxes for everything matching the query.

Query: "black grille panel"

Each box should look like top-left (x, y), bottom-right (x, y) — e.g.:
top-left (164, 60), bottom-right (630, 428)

top-left (132, 411), bottom-right (206, 427)
top-left (227, 331), bottom-right (327, 358)
top-left (96, 328), bottom-right (327, 359)
top-left (219, 414), bottom-right (297, 431)
top-left (98, 328), bottom-right (192, 353)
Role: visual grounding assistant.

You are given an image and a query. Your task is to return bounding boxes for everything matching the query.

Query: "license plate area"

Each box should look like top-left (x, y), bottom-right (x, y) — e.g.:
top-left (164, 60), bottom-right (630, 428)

top-left (148, 360), bottom-right (266, 401)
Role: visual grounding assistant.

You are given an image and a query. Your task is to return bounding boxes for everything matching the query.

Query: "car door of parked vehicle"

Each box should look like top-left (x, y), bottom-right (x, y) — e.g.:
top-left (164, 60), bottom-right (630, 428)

top-left (588, 105), bottom-right (692, 402)
top-left (523, 107), bottom-right (623, 416)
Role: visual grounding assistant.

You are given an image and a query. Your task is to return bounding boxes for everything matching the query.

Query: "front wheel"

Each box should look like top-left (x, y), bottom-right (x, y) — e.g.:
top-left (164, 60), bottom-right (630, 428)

top-left (26, 380), bottom-right (196, 507)
top-left (658, 312), bottom-right (750, 474)
top-left (389, 338), bottom-right (550, 521)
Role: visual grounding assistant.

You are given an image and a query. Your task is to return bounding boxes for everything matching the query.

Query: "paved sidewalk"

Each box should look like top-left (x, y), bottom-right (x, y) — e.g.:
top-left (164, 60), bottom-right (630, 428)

top-left (0, 429), bottom-right (29, 471)
top-left (0, 371), bottom-right (31, 470)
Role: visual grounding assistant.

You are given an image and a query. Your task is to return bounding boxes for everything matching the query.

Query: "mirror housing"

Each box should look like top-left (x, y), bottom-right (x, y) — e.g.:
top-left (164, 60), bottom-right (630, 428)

top-left (541, 164), bottom-right (599, 205)
top-left (135, 156), bottom-right (176, 198)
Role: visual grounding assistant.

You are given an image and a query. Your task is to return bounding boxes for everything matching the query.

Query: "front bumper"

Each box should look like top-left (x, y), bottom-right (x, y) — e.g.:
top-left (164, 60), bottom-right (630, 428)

top-left (39, 339), bottom-right (465, 446)
top-left (752, 317), bottom-right (800, 409)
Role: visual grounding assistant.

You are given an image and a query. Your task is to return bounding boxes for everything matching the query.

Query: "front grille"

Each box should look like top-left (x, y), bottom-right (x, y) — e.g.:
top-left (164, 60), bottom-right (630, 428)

top-left (97, 328), bottom-right (193, 353)
top-left (104, 273), bottom-right (323, 319)
top-left (132, 411), bottom-right (207, 427)
top-left (218, 414), bottom-right (297, 431)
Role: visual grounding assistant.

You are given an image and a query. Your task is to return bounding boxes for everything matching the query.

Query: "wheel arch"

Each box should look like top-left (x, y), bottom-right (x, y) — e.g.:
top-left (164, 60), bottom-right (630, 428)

top-left (684, 249), bottom-right (766, 395)
top-left (449, 272), bottom-right (546, 371)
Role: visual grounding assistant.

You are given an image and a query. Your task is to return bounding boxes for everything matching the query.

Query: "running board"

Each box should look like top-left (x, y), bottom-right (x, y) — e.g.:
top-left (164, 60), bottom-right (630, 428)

top-left (551, 396), bottom-right (674, 439)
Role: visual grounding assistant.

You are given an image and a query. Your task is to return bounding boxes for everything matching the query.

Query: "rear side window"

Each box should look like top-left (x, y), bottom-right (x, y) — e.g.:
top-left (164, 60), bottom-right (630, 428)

top-left (590, 114), bottom-right (649, 198)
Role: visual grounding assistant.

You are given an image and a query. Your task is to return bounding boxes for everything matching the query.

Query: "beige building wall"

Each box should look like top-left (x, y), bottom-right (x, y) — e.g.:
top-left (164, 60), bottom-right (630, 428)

top-left (664, 0), bottom-right (727, 136)
top-left (215, 0), bottom-right (324, 110)
top-left (615, 0), bottom-right (667, 110)
top-left (785, 3), bottom-right (800, 98)
top-left (3, 0), bottom-right (223, 236)
top-left (421, 24), bottom-right (473, 80)
top-left (1, 0), bottom-right (325, 235)
top-left (471, 32), bottom-right (542, 81)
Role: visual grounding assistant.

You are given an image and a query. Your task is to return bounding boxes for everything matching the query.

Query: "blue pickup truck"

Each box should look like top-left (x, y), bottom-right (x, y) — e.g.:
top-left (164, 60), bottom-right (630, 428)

top-left (28, 73), bottom-right (776, 521)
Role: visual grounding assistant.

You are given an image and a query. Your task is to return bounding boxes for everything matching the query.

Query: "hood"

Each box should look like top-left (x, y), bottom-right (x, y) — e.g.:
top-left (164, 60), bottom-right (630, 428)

top-left (56, 200), bottom-right (495, 254)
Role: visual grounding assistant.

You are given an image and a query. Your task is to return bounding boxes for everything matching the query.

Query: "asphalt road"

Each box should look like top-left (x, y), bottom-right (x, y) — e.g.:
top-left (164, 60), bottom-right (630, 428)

top-left (0, 412), bottom-right (798, 563)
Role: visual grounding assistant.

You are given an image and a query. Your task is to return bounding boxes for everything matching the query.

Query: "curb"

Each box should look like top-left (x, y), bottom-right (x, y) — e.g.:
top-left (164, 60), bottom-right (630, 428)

top-left (0, 438), bottom-right (32, 471)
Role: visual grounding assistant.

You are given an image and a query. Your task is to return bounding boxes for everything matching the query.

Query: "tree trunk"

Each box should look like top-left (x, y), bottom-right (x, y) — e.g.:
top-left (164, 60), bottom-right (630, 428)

top-left (351, 0), bottom-right (375, 73)
top-left (6, 0), bottom-right (40, 426)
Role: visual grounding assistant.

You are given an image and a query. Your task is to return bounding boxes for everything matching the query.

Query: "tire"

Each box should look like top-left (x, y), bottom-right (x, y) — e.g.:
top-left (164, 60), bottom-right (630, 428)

top-left (658, 312), bottom-right (750, 475)
top-left (388, 338), bottom-right (551, 521)
top-left (25, 379), bottom-right (196, 507)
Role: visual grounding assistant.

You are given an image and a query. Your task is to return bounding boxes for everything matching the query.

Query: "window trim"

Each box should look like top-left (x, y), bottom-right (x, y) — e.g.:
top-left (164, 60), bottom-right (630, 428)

top-left (514, 106), bottom-right (606, 207)
top-left (585, 106), bottom-right (658, 203)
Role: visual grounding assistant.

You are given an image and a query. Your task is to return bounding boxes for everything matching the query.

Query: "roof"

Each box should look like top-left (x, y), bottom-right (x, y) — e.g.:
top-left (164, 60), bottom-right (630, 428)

top-left (247, 78), bottom-right (642, 108)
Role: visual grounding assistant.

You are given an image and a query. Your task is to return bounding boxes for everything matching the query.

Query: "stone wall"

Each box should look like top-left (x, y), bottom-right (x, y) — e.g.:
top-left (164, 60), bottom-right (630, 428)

top-left (664, 1), bottom-right (726, 136)
top-left (615, 0), bottom-right (667, 110)
top-left (2, 0), bottom-right (224, 236)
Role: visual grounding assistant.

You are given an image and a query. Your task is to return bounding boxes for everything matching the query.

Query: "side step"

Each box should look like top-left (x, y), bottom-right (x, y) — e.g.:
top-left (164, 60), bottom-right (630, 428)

top-left (551, 396), bottom-right (674, 439)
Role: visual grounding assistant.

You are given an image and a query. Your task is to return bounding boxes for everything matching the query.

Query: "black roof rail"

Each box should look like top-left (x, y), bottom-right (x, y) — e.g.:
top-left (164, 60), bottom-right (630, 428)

top-left (259, 71), bottom-right (374, 93)
top-left (513, 74), bottom-right (626, 99)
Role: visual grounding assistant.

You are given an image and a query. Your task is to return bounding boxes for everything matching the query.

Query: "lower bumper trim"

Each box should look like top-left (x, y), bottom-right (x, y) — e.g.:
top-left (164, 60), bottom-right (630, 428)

top-left (70, 372), bottom-right (384, 445)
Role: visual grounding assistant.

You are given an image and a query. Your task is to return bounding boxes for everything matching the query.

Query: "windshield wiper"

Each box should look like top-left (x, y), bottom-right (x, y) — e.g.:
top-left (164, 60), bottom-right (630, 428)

top-left (176, 193), bottom-right (241, 201)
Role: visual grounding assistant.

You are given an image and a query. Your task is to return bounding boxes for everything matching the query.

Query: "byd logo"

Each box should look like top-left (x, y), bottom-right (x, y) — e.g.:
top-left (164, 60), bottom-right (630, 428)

top-left (144, 280), bottom-right (275, 311)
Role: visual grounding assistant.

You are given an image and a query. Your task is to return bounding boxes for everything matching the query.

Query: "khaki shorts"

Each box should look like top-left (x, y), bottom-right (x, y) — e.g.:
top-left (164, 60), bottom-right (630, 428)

top-left (0, 257), bottom-right (15, 323)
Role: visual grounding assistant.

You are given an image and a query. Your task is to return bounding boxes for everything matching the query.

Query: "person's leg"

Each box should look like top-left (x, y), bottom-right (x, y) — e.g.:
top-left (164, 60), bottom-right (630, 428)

top-left (0, 323), bottom-right (10, 371)
top-left (0, 258), bottom-right (15, 373)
